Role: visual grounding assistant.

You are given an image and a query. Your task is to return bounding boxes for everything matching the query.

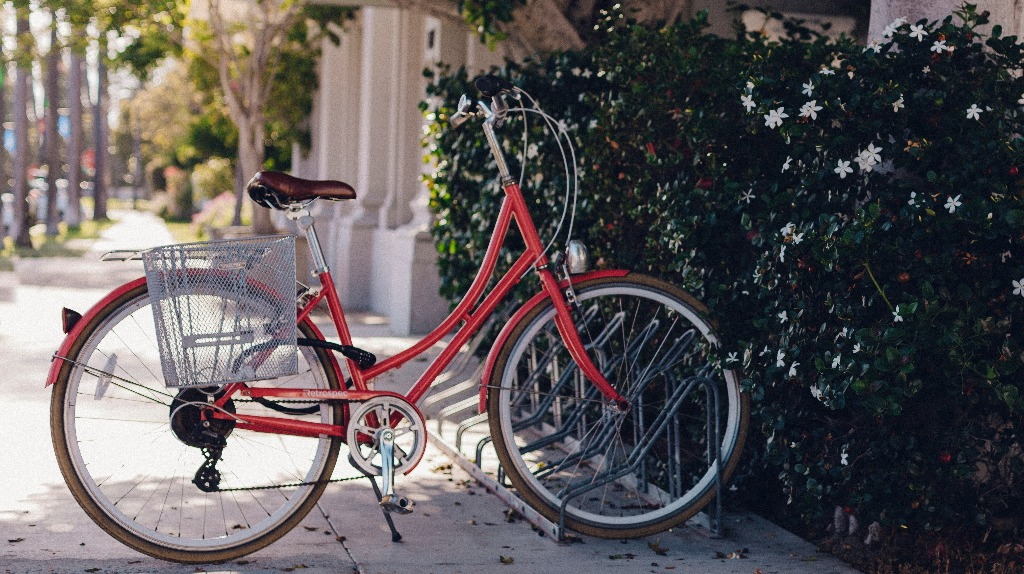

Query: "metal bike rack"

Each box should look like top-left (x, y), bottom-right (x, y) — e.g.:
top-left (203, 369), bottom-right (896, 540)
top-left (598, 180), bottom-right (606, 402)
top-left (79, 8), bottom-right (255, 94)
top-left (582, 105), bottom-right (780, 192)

top-left (422, 309), bottom-right (726, 542)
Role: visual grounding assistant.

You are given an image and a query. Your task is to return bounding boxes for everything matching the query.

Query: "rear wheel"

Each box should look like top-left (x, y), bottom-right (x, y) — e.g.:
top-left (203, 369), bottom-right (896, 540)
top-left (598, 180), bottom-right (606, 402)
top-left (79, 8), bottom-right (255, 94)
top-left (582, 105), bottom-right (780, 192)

top-left (488, 275), bottom-right (747, 538)
top-left (50, 282), bottom-right (343, 563)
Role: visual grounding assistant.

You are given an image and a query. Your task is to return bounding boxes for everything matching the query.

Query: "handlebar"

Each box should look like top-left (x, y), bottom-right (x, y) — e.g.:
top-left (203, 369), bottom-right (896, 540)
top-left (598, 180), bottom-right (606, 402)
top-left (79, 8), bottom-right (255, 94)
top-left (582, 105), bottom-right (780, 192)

top-left (474, 75), bottom-right (515, 98)
top-left (449, 75), bottom-right (516, 129)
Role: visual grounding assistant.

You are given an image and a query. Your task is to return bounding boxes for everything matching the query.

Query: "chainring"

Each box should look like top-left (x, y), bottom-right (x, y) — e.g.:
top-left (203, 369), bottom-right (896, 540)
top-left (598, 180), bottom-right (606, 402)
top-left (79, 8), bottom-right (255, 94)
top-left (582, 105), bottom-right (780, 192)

top-left (346, 395), bottom-right (427, 477)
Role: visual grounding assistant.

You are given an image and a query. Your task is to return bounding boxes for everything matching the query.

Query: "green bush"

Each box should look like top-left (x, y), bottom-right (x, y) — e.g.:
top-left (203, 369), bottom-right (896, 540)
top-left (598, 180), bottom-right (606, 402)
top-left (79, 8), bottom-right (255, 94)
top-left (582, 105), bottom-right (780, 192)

top-left (425, 3), bottom-right (1024, 549)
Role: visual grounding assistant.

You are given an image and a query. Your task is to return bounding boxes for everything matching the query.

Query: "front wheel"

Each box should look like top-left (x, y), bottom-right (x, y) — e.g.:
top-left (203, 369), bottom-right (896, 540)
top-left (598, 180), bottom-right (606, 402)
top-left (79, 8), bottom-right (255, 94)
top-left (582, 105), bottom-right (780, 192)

top-left (487, 274), bottom-right (748, 538)
top-left (50, 282), bottom-right (343, 563)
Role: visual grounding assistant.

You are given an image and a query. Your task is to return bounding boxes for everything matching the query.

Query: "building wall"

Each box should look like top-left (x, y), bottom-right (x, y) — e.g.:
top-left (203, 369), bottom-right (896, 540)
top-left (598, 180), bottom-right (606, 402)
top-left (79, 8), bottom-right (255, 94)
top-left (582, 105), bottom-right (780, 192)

top-left (302, 7), bottom-right (501, 334)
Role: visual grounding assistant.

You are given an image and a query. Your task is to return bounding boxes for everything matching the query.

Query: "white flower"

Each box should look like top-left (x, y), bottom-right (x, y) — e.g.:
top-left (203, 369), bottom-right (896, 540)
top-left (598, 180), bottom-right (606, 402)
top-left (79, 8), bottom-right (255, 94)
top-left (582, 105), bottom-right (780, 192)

top-left (788, 362), bottom-right (800, 378)
top-left (764, 107), bottom-right (788, 129)
top-left (892, 96), bottom-right (905, 112)
top-left (778, 310), bottom-right (788, 323)
top-left (854, 154), bottom-right (875, 172)
top-left (1019, 93), bottom-right (1024, 106)
top-left (799, 100), bottom-right (823, 120)
top-left (944, 194), bottom-right (962, 213)
top-left (581, 69), bottom-right (593, 78)
top-left (930, 40), bottom-right (948, 53)
top-left (832, 355), bottom-right (841, 368)
top-left (776, 349), bottom-right (785, 368)
top-left (802, 81), bottom-right (814, 96)
top-left (792, 232), bottom-right (805, 244)
top-left (922, 66), bottom-right (931, 74)
top-left (741, 93), bottom-right (756, 112)
top-left (893, 305), bottom-right (904, 322)
top-left (908, 191), bottom-right (917, 206)
top-left (746, 81), bottom-right (755, 90)
top-left (909, 24), bottom-right (927, 41)
top-left (739, 189), bottom-right (756, 203)
top-left (865, 39), bottom-right (882, 53)
top-left (782, 156), bottom-right (792, 172)
top-left (853, 343), bottom-right (862, 353)
top-left (779, 244), bottom-right (787, 262)
top-left (864, 143), bottom-right (882, 164)
top-left (966, 104), bottom-right (983, 120)
top-left (780, 222), bottom-right (795, 237)
top-left (1013, 278), bottom-right (1024, 296)
top-left (726, 352), bottom-right (739, 364)
top-left (882, 17), bottom-right (905, 37)
top-left (834, 159), bottom-right (853, 179)
top-left (571, 67), bottom-right (581, 76)
top-left (841, 448), bottom-right (849, 466)
top-left (820, 67), bottom-right (835, 76)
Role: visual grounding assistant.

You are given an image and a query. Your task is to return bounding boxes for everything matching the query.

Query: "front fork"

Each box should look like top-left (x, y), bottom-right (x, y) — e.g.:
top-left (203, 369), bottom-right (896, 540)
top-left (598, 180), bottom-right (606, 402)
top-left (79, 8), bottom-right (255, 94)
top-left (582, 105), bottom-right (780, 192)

top-left (538, 267), bottom-right (630, 412)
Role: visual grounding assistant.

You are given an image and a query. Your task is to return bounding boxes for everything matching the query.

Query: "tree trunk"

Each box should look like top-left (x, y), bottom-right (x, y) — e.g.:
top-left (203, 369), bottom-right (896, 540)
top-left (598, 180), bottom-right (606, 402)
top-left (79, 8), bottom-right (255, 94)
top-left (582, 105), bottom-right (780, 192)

top-left (44, 18), bottom-right (61, 237)
top-left (93, 50), bottom-right (108, 221)
top-left (237, 115), bottom-right (273, 233)
top-left (0, 25), bottom-right (6, 240)
top-left (11, 6), bottom-right (32, 248)
top-left (66, 52), bottom-right (84, 227)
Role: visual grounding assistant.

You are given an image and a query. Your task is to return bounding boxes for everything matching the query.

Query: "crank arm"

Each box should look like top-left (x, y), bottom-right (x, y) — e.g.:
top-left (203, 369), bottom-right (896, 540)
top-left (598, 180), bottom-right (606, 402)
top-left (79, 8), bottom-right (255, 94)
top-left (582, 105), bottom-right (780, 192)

top-left (378, 429), bottom-right (414, 514)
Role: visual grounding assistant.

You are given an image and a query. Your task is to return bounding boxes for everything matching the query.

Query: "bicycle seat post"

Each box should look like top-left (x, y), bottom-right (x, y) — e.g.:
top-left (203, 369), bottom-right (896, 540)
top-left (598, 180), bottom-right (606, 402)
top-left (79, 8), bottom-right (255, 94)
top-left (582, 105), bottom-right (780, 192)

top-left (286, 204), bottom-right (329, 275)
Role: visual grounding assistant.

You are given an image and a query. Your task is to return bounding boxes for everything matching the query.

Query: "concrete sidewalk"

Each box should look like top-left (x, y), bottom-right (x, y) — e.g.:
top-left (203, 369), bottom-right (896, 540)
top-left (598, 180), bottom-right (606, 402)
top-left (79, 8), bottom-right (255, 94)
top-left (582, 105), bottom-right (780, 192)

top-left (0, 210), bottom-right (862, 574)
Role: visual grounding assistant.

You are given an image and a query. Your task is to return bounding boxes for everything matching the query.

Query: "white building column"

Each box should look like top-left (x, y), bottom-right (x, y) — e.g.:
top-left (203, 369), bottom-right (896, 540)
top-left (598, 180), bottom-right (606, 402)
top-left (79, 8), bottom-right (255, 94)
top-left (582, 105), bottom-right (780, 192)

top-left (326, 8), bottom-right (402, 310)
top-left (372, 15), bottom-right (471, 334)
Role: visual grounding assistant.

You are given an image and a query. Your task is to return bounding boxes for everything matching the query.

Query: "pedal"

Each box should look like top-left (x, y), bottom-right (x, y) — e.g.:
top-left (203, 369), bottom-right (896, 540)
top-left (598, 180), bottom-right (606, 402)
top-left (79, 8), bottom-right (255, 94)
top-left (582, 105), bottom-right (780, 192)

top-left (380, 494), bottom-right (415, 515)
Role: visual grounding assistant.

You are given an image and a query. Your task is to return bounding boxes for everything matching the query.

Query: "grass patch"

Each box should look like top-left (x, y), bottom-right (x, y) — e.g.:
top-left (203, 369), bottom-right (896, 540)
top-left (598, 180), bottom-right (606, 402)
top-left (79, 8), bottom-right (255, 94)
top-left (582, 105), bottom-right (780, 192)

top-left (165, 220), bottom-right (203, 244)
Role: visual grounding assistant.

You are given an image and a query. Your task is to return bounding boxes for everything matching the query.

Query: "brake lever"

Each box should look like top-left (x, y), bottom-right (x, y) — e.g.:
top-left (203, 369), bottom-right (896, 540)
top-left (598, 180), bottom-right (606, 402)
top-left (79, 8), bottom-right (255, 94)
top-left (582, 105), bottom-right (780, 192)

top-left (450, 93), bottom-right (480, 129)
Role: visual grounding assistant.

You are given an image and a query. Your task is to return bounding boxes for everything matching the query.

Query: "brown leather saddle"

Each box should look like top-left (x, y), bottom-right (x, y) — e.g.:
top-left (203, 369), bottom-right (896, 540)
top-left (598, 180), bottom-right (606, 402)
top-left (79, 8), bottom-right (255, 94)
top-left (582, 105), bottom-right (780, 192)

top-left (246, 171), bottom-right (356, 210)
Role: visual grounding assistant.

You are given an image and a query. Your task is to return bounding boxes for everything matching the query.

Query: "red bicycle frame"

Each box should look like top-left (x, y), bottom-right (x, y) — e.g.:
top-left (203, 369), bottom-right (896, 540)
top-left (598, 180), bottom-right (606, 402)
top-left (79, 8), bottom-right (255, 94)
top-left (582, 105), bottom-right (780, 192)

top-left (47, 95), bottom-right (628, 444)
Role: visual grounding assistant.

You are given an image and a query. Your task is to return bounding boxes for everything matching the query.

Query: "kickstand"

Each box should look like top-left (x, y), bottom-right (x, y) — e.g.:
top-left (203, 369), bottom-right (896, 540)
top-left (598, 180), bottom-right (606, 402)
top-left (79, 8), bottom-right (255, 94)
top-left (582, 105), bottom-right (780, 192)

top-left (351, 457), bottom-right (402, 542)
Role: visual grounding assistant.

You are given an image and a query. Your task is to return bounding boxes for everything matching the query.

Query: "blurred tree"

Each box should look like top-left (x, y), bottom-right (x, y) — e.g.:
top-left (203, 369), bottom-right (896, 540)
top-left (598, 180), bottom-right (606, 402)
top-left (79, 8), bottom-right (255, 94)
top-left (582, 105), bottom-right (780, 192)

top-left (43, 14), bottom-right (60, 236)
top-left (11, 0), bottom-right (33, 248)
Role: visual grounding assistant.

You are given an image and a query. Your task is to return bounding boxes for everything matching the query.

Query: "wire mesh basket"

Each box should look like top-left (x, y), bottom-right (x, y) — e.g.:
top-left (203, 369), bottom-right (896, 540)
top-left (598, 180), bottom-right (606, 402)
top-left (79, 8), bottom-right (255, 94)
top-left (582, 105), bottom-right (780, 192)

top-left (142, 236), bottom-right (298, 388)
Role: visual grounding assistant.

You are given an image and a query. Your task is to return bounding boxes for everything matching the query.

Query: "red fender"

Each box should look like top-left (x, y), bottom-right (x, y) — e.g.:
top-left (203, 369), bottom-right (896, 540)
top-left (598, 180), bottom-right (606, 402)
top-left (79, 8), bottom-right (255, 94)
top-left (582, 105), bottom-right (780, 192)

top-left (478, 269), bottom-right (630, 413)
top-left (46, 277), bottom-right (147, 387)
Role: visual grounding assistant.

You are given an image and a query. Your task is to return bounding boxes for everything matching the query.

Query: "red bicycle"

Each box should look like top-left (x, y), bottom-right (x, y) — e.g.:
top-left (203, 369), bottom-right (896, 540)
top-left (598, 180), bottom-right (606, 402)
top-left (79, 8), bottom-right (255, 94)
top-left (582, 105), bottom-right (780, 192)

top-left (46, 76), bottom-right (748, 563)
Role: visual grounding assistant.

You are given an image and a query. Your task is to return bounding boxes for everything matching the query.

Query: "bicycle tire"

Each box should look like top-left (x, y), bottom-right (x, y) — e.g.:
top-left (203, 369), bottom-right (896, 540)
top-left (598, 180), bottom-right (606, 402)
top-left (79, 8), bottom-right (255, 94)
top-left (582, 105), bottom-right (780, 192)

top-left (487, 274), bottom-right (748, 538)
top-left (50, 282), bottom-right (344, 564)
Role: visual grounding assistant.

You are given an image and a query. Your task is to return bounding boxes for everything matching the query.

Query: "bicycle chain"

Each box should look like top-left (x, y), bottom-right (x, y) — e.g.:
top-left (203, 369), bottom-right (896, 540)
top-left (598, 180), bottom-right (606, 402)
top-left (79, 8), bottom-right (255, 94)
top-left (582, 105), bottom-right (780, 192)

top-left (208, 398), bottom-right (368, 493)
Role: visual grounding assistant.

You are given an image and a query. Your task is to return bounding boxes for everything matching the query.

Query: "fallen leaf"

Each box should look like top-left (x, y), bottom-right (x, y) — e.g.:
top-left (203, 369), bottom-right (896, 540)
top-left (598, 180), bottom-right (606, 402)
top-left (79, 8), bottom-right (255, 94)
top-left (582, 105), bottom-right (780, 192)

top-left (84, 569), bottom-right (101, 573)
top-left (561, 533), bottom-right (585, 544)
top-left (609, 553), bottom-right (636, 560)
top-left (335, 536), bottom-right (347, 543)
top-left (7, 538), bottom-right (24, 543)
top-left (649, 540), bottom-right (669, 556)
top-left (499, 555), bottom-right (514, 564)
top-left (281, 565), bottom-right (308, 572)
top-left (468, 519), bottom-right (477, 525)
top-left (504, 509), bottom-right (521, 523)
top-left (800, 555), bottom-right (819, 562)
top-left (303, 526), bottom-right (317, 531)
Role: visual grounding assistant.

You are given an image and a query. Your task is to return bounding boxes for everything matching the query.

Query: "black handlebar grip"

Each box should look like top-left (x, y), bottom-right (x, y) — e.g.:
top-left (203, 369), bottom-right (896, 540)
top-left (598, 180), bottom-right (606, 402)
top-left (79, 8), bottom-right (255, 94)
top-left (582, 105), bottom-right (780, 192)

top-left (475, 75), bottom-right (515, 98)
